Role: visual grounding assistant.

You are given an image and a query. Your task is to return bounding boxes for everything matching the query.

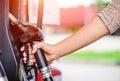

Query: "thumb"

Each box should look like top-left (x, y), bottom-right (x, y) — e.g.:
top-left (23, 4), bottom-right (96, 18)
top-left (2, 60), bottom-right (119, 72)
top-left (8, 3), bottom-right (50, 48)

top-left (32, 42), bottom-right (42, 53)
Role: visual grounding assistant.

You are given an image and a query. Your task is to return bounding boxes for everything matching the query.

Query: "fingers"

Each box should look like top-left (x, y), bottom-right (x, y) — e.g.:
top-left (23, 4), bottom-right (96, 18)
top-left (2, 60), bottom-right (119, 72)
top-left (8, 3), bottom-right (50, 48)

top-left (22, 45), bottom-right (36, 63)
top-left (20, 43), bottom-right (38, 63)
top-left (22, 52), bottom-right (36, 63)
top-left (21, 42), bottom-right (49, 64)
top-left (32, 45), bottom-right (38, 54)
top-left (20, 46), bottom-right (25, 51)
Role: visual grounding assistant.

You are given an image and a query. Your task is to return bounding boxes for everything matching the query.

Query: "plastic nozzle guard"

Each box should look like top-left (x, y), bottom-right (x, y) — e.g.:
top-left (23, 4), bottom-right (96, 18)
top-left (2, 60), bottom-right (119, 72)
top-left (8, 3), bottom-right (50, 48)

top-left (9, 13), bottom-right (44, 43)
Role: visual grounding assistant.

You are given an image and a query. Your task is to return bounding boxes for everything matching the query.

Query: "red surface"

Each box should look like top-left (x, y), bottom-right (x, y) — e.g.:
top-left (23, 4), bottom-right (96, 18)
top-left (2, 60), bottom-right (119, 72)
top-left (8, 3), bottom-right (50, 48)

top-left (37, 67), bottom-right (62, 81)
top-left (50, 67), bottom-right (62, 76)
top-left (37, 69), bottom-right (44, 81)
top-left (60, 6), bottom-right (99, 27)
top-left (60, 6), bottom-right (84, 26)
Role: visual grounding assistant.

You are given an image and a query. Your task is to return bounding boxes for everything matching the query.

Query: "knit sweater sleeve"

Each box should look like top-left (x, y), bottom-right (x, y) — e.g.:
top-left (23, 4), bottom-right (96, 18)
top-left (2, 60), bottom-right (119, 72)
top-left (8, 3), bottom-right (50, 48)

top-left (97, 0), bottom-right (120, 34)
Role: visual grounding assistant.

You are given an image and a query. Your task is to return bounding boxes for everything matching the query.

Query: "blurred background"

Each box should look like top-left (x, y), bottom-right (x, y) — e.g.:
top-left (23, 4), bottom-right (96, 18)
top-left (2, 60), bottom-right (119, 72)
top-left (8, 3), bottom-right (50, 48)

top-left (26, 0), bottom-right (120, 81)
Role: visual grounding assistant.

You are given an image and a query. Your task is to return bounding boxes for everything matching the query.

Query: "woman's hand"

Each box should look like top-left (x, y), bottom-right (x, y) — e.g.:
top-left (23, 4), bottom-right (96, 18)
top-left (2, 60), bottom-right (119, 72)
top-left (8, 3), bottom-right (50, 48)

top-left (20, 42), bottom-right (59, 64)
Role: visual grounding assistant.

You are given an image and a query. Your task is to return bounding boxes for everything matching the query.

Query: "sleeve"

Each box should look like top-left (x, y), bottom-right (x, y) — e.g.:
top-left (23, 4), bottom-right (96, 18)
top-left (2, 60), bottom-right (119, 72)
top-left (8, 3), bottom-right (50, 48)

top-left (97, 0), bottom-right (120, 34)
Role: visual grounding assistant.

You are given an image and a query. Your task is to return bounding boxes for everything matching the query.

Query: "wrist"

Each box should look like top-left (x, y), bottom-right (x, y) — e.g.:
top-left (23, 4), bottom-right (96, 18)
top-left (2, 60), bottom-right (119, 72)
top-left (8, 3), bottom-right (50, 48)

top-left (53, 44), bottom-right (63, 59)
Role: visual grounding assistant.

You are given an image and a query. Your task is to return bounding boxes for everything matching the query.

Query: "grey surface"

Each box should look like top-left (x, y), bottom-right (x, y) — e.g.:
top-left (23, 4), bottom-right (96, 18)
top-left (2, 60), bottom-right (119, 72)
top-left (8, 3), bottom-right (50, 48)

top-left (52, 59), bottom-right (120, 81)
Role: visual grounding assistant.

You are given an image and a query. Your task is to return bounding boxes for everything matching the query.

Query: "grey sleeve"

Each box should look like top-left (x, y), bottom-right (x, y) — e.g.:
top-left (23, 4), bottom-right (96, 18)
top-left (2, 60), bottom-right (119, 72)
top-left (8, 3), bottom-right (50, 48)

top-left (97, 0), bottom-right (120, 34)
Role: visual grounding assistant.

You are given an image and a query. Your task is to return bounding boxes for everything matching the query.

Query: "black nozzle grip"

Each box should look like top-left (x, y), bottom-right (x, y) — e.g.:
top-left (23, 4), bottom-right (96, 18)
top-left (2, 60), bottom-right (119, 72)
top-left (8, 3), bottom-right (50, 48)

top-left (35, 49), bottom-right (48, 67)
top-left (35, 49), bottom-right (53, 81)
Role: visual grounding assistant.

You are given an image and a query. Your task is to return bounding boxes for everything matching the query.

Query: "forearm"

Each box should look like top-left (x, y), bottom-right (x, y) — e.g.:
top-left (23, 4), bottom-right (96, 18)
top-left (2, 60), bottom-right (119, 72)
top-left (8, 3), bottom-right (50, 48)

top-left (55, 16), bottom-right (110, 57)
